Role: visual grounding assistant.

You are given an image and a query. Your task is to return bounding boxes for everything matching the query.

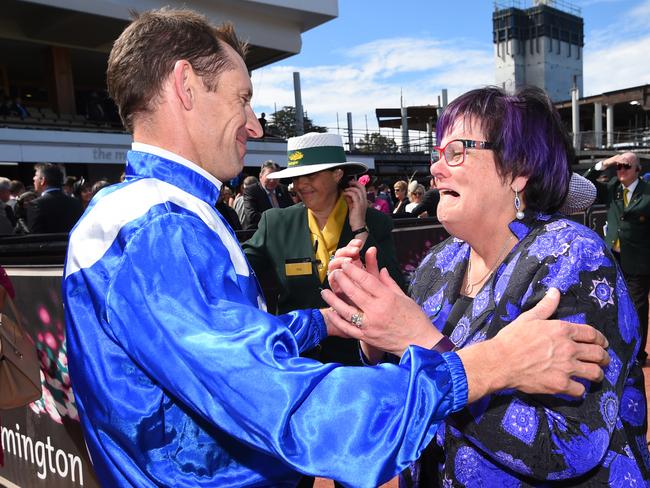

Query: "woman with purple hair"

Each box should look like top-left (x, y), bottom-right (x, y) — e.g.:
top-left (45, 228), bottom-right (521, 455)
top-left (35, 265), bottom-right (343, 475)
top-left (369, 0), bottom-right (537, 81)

top-left (324, 86), bottom-right (649, 486)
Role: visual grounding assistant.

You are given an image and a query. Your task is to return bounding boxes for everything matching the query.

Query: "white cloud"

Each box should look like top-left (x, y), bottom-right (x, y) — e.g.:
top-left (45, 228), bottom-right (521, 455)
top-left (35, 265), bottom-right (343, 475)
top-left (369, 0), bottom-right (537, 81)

top-left (251, 36), bottom-right (493, 133)
top-left (583, 0), bottom-right (650, 95)
top-left (584, 35), bottom-right (650, 95)
top-left (251, 0), bottom-right (650, 134)
top-left (586, 0), bottom-right (650, 50)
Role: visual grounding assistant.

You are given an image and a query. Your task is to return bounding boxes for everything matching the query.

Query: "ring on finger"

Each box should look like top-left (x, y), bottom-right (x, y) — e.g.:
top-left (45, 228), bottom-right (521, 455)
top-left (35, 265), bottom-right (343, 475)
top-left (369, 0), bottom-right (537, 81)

top-left (350, 312), bottom-right (364, 329)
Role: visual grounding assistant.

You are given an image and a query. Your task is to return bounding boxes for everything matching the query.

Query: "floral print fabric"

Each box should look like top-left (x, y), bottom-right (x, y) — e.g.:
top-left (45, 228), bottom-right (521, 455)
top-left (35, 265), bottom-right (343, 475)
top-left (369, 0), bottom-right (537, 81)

top-left (406, 213), bottom-right (650, 487)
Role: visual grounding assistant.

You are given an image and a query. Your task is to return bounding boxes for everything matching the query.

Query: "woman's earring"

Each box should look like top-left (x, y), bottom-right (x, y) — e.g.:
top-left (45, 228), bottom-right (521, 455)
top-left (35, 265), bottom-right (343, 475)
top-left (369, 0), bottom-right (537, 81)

top-left (514, 189), bottom-right (525, 220)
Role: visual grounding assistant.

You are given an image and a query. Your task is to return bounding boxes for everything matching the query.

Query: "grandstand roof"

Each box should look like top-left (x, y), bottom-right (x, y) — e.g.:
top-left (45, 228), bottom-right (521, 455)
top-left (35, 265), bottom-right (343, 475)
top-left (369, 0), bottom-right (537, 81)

top-left (2, 0), bottom-right (338, 69)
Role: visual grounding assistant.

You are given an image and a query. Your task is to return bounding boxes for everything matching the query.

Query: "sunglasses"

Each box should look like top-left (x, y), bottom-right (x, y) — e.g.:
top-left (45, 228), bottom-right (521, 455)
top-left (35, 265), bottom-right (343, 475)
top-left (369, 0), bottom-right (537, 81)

top-left (616, 163), bottom-right (632, 171)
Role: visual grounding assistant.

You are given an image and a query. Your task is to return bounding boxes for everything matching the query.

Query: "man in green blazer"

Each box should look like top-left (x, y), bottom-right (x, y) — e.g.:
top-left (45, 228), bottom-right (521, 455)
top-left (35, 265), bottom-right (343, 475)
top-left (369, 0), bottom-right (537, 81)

top-left (585, 151), bottom-right (650, 361)
top-left (243, 133), bottom-right (403, 366)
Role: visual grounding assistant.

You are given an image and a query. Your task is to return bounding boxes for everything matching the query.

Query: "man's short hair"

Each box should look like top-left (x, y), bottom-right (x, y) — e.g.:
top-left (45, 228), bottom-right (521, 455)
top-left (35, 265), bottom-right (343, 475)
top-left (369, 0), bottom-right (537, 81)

top-left (0, 177), bottom-right (10, 191)
top-left (9, 180), bottom-right (25, 196)
top-left (35, 163), bottom-right (64, 188)
top-left (107, 8), bottom-right (249, 133)
top-left (243, 176), bottom-right (258, 187)
top-left (260, 161), bottom-right (279, 177)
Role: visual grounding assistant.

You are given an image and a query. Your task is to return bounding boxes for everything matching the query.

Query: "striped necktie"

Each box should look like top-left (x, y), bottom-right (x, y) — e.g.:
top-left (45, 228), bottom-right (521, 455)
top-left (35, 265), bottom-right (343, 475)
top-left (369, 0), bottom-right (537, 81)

top-left (269, 190), bottom-right (279, 208)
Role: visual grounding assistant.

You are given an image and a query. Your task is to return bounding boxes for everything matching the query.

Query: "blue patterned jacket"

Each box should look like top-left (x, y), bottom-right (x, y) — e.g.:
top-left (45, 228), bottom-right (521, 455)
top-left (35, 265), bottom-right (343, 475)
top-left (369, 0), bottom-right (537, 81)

top-left (408, 213), bottom-right (650, 487)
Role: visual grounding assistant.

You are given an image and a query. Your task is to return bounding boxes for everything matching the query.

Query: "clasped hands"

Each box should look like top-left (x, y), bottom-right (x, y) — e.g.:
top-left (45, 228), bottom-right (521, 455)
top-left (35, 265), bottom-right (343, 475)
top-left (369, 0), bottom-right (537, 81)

top-left (321, 240), bottom-right (610, 398)
top-left (321, 239), bottom-right (441, 359)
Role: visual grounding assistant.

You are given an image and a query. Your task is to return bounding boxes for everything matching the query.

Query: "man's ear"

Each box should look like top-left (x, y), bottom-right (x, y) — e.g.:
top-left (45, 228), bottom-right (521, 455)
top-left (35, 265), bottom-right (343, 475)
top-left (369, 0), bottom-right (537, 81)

top-left (172, 60), bottom-right (194, 111)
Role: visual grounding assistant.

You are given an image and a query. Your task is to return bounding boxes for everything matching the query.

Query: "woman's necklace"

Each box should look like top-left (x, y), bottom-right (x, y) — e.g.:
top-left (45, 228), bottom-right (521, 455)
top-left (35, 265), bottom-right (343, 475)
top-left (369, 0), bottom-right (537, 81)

top-left (464, 234), bottom-right (515, 295)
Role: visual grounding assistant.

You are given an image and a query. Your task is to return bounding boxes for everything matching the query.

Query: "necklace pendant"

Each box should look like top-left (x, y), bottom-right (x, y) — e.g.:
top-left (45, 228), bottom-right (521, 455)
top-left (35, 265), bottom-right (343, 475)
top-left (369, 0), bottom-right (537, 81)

top-left (465, 234), bottom-right (515, 296)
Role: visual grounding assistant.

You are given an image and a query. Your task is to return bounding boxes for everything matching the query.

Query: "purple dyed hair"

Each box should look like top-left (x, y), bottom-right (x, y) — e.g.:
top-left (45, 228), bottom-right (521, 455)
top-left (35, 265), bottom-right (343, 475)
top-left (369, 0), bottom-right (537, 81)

top-left (436, 86), bottom-right (572, 213)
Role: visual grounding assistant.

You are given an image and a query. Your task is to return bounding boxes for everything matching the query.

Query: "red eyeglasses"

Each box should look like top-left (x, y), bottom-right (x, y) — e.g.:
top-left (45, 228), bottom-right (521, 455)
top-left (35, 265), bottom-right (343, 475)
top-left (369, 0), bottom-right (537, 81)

top-left (431, 139), bottom-right (494, 166)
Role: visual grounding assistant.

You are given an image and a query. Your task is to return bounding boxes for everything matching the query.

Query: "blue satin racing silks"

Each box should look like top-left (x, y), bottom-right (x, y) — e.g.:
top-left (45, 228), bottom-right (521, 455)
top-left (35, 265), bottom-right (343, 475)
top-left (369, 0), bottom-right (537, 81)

top-left (63, 146), bottom-right (468, 488)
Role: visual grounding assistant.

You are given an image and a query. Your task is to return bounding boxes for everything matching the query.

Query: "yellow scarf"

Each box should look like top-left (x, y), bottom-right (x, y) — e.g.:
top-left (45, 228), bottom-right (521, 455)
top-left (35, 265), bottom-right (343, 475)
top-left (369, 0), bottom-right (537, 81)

top-left (307, 194), bottom-right (348, 283)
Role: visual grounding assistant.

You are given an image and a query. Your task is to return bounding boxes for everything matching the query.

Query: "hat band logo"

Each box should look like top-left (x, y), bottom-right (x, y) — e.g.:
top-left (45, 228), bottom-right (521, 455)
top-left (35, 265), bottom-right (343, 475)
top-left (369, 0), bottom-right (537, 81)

top-left (288, 151), bottom-right (304, 166)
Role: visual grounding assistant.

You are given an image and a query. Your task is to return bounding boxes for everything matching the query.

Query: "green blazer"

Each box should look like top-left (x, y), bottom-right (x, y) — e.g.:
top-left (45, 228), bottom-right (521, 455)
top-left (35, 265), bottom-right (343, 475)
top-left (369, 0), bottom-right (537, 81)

top-left (585, 168), bottom-right (650, 275)
top-left (243, 203), bottom-right (404, 364)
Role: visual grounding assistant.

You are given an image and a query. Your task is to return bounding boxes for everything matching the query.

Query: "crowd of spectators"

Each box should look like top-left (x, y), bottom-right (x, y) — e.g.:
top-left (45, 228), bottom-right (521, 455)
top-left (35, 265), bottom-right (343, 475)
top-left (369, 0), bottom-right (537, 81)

top-left (0, 160), bottom-right (443, 239)
top-left (6, 158), bottom-right (643, 244)
top-left (0, 94), bottom-right (31, 119)
top-left (6, 158), bottom-right (639, 241)
top-left (0, 163), bottom-right (117, 236)
top-left (217, 167), bottom-right (441, 232)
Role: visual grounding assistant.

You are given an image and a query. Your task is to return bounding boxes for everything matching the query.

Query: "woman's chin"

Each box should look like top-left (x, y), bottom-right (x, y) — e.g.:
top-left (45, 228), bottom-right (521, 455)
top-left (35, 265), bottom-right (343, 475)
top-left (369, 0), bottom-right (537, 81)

top-left (437, 212), bottom-right (463, 236)
top-left (436, 204), bottom-right (457, 225)
top-left (437, 213), bottom-right (451, 225)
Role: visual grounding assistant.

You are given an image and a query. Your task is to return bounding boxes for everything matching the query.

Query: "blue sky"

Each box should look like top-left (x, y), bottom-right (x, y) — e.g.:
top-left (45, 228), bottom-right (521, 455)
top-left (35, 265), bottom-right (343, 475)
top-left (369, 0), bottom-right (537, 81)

top-left (251, 0), bottom-right (650, 134)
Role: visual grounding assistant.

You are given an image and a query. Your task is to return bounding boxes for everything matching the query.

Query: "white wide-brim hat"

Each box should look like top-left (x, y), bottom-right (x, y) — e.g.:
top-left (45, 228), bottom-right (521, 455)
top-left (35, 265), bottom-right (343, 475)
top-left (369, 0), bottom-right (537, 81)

top-left (267, 132), bottom-right (368, 179)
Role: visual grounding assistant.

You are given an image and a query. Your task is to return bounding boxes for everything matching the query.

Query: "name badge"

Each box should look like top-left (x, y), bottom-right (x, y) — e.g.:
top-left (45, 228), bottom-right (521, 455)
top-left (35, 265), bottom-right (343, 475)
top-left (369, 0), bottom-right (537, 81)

top-left (285, 258), bottom-right (313, 277)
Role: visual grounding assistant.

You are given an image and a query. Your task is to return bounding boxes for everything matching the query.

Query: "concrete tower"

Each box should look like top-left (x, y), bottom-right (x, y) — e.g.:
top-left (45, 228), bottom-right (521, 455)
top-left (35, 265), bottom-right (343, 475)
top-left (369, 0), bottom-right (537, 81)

top-left (493, 0), bottom-right (584, 101)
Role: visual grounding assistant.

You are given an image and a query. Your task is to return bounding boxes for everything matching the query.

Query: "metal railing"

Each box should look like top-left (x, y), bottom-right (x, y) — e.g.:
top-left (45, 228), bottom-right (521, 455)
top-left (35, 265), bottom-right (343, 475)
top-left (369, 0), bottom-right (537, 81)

top-left (326, 127), bottom-right (436, 154)
top-left (572, 129), bottom-right (650, 151)
top-left (269, 123), bottom-right (650, 156)
top-left (324, 126), bottom-right (650, 155)
top-left (494, 0), bottom-right (581, 16)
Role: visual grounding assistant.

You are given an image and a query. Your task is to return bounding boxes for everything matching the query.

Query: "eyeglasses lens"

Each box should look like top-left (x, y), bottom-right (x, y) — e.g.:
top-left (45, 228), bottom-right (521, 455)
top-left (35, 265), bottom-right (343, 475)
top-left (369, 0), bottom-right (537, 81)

top-left (616, 164), bottom-right (631, 170)
top-left (444, 141), bottom-right (465, 166)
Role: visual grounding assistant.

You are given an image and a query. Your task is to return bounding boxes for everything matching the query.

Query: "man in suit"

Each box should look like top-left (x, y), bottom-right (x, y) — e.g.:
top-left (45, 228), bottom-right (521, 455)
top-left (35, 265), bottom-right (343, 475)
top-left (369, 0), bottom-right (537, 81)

top-left (585, 152), bottom-right (650, 361)
top-left (232, 175), bottom-right (257, 223)
top-left (27, 163), bottom-right (83, 233)
top-left (241, 160), bottom-right (293, 229)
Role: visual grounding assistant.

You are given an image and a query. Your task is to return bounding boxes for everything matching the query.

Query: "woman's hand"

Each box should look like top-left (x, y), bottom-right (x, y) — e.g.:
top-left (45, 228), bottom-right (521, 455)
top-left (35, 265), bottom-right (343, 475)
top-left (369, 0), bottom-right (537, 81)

top-left (343, 180), bottom-right (369, 237)
top-left (328, 245), bottom-right (381, 303)
top-left (328, 246), bottom-right (387, 363)
top-left (321, 261), bottom-right (443, 357)
top-left (328, 241), bottom-right (382, 274)
top-left (328, 239), bottom-right (365, 274)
